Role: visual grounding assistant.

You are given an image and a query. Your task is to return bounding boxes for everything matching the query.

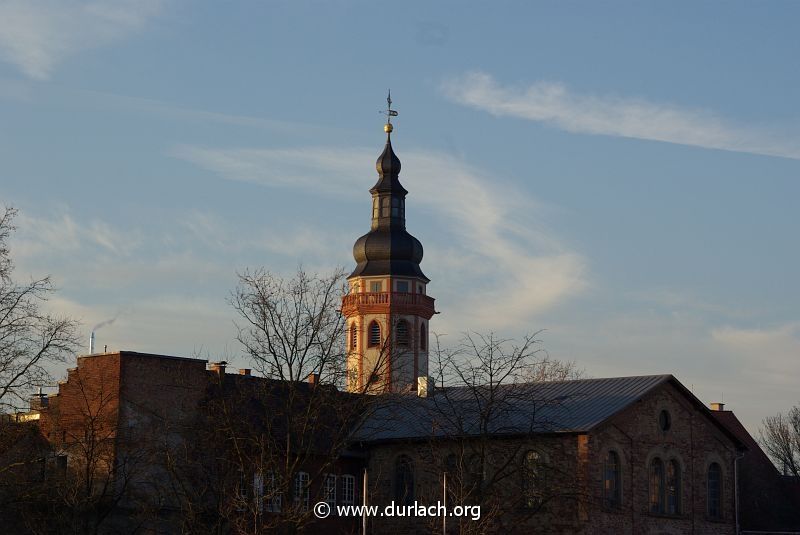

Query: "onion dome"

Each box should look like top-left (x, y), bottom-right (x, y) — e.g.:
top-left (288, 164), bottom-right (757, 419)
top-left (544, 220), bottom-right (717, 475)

top-left (349, 109), bottom-right (428, 281)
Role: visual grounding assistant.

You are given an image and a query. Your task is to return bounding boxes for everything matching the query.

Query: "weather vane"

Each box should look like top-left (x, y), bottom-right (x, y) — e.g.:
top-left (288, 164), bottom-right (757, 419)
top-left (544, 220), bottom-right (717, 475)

top-left (380, 90), bottom-right (398, 133)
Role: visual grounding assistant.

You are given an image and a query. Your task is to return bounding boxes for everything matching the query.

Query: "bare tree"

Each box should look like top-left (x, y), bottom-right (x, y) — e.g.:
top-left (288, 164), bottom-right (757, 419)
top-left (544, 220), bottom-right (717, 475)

top-left (231, 267), bottom-right (347, 386)
top-left (151, 267), bottom-right (376, 534)
top-left (760, 404), bottom-right (800, 477)
top-left (0, 206), bottom-right (79, 413)
top-left (418, 331), bottom-right (585, 534)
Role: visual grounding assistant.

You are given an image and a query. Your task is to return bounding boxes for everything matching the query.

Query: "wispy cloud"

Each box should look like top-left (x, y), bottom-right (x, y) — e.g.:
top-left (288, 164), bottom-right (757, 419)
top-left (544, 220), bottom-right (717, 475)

top-left (13, 210), bottom-right (143, 262)
top-left (711, 322), bottom-right (800, 388)
top-left (0, 0), bottom-right (166, 79)
top-left (173, 144), bottom-right (587, 330)
top-left (442, 72), bottom-right (800, 160)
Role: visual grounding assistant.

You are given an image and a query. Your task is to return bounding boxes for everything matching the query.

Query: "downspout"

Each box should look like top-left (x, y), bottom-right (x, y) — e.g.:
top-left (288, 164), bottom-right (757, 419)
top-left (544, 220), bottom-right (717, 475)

top-left (734, 450), bottom-right (745, 535)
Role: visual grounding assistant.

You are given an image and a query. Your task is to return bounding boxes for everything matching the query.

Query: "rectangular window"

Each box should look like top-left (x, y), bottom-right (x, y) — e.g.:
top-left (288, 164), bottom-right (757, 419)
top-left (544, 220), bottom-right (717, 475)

top-left (294, 472), bottom-right (309, 510)
top-left (370, 281), bottom-right (382, 293)
top-left (396, 281), bottom-right (409, 293)
top-left (342, 474), bottom-right (355, 505)
top-left (236, 469), bottom-right (248, 511)
top-left (324, 474), bottom-right (337, 506)
top-left (265, 472), bottom-right (281, 512)
top-left (253, 472), bottom-right (264, 513)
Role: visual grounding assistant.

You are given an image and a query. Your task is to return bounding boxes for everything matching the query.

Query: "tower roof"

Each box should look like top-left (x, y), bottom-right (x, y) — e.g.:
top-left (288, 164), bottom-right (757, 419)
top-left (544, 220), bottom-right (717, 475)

top-left (348, 97), bottom-right (428, 282)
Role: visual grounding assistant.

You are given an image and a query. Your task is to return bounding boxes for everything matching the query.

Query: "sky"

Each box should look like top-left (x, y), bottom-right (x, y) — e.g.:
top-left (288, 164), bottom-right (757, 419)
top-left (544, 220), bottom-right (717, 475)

top-left (1, 0), bottom-right (799, 436)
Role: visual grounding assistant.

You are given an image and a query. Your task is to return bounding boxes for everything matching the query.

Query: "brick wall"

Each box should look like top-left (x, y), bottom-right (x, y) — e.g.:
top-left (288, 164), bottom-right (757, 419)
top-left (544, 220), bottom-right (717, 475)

top-left (362, 381), bottom-right (738, 535)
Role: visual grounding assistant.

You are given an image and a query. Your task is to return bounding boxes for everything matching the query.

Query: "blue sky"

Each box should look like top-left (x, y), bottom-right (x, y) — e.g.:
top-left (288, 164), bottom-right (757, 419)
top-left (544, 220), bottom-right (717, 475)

top-left (1, 0), bottom-right (799, 435)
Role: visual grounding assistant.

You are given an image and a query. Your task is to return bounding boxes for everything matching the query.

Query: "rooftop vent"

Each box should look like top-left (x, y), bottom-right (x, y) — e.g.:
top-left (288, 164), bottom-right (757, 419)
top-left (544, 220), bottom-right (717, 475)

top-left (417, 376), bottom-right (433, 398)
top-left (209, 361), bottom-right (227, 376)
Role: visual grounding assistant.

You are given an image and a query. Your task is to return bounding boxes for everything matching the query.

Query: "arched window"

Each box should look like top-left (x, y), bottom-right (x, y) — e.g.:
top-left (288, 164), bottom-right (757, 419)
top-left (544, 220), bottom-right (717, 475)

top-left (394, 455), bottom-right (414, 506)
top-left (381, 197), bottom-right (390, 217)
top-left (350, 323), bottom-right (357, 350)
top-left (667, 459), bottom-right (681, 515)
top-left (707, 462), bottom-right (722, 519)
top-left (368, 321), bottom-right (381, 347)
top-left (603, 450), bottom-right (621, 509)
top-left (420, 325), bottom-right (427, 351)
top-left (396, 320), bottom-right (410, 346)
top-left (649, 457), bottom-right (665, 514)
top-left (392, 197), bottom-right (400, 217)
top-left (522, 450), bottom-right (542, 508)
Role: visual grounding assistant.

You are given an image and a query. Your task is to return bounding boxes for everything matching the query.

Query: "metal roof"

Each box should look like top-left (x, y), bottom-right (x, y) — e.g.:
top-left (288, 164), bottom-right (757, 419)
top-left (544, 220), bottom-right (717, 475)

top-left (352, 374), bottom-right (672, 443)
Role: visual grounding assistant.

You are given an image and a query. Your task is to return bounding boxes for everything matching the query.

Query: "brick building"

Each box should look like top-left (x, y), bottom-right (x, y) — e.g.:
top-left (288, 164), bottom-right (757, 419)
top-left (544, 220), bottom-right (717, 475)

top-left (354, 375), bottom-right (744, 534)
top-left (6, 108), bottom-right (800, 534)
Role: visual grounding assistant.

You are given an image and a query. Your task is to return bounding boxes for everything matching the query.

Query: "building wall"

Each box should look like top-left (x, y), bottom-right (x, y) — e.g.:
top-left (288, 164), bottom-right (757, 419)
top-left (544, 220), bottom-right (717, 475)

top-left (362, 382), bottom-right (738, 535)
top-left (588, 382), bottom-right (737, 535)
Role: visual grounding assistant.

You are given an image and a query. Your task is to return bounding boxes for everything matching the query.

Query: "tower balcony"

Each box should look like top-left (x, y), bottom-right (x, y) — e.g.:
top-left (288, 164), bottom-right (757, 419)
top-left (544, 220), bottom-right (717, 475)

top-left (341, 292), bottom-right (436, 319)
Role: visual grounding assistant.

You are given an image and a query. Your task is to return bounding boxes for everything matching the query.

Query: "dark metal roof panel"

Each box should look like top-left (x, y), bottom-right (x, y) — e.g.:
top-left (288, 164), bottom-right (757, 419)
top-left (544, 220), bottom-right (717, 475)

top-left (352, 375), bottom-right (671, 442)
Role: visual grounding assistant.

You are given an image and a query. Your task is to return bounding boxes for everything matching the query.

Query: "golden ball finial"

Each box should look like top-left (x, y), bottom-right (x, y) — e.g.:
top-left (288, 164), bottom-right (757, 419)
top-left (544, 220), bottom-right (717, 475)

top-left (384, 123), bottom-right (393, 133)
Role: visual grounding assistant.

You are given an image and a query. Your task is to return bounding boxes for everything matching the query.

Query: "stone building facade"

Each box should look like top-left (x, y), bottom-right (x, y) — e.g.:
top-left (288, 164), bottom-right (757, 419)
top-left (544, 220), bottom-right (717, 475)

top-left (355, 375), bottom-right (742, 534)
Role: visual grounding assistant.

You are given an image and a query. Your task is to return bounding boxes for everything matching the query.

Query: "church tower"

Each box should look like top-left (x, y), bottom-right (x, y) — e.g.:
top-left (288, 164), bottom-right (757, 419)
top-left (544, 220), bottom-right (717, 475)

top-left (341, 96), bottom-right (435, 393)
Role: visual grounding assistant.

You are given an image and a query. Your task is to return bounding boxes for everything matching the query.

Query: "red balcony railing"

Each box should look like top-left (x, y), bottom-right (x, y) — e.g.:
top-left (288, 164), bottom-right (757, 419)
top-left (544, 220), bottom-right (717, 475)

top-left (341, 292), bottom-right (435, 310)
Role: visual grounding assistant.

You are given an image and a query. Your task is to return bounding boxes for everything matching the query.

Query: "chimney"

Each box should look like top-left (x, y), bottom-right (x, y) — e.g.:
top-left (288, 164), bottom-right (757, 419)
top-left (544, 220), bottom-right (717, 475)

top-left (29, 387), bottom-right (48, 411)
top-left (417, 376), bottom-right (433, 398)
top-left (209, 361), bottom-right (227, 376)
top-left (306, 373), bottom-right (320, 386)
top-left (238, 369), bottom-right (251, 376)
top-left (710, 402), bottom-right (725, 411)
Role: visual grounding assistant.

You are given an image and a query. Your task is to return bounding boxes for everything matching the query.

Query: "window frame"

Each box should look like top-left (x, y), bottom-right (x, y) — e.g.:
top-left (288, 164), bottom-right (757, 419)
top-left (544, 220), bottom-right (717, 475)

top-left (522, 450), bottom-right (543, 509)
top-left (265, 471), bottom-right (281, 513)
top-left (324, 474), bottom-right (337, 507)
top-left (342, 474), bottom-right (356, 505)
top-left (394, 455), bottom-right (415, 506)
top-left (396, 319), bottom-right (410, 347)
top-left (649, 457), bottom-right (665, 514)
top-left (350, 323), bottom-right (358, 350)
top-left (603, 450), bottom-right (622, 509)
top-left (294, 471), bottom-right (309, 511)
top-left (707, 462), bottom-right (722, 520)
top-left (666, 459), bottom-right (681, 515)
top-left (368, 321), bottom-right (381, 348)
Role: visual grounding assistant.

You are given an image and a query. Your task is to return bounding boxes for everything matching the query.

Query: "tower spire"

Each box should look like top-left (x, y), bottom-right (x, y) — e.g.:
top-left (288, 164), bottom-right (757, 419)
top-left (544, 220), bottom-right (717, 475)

top-left (342, 96), bottom-right (435, 394)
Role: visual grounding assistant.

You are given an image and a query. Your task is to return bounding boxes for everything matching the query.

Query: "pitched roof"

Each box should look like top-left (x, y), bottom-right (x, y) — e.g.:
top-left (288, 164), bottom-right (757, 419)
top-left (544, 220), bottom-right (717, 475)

top-left (352, 374), bottom-right (673, 443)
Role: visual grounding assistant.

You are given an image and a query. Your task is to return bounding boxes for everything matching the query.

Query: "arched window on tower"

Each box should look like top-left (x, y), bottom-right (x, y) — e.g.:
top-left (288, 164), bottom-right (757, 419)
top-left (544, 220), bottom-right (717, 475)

top-left (603, 450), bottom-right (621, 509)
top-left (368, 321), bottom-right (381, 348)
top-left (381, 198), bottom-right (390, 218)
top-left (649, 457), bottom-right (665, 514)
top-left (350, 323), bottom-right (358, 350)
top-left (392, 198), bottom-right (400, 217)
top-left (420, 324), bottom-right (427, 351)
top-left (396, 320), bottom-right (410, 347)
top-left (707, 462), bottom-right (722, 519)
top-left (372, 198), bottom-right (379, 219)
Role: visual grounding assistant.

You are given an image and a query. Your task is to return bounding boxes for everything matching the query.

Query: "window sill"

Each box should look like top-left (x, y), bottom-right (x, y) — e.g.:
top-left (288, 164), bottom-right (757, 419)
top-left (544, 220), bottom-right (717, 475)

top-left (647, 512), bottom-right (684, 520)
